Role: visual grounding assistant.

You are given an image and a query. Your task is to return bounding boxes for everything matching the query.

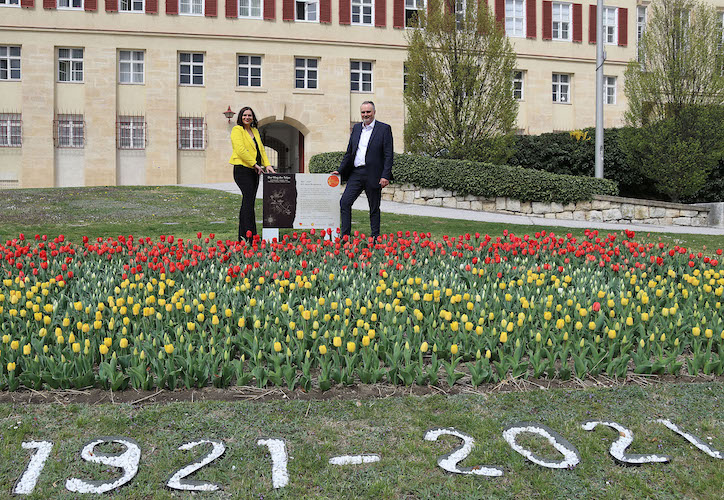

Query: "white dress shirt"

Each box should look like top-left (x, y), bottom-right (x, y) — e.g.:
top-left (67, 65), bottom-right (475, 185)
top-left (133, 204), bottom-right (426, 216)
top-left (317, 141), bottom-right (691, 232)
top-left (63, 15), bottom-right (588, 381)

top-left (354, 120), bottom-right (375, 168)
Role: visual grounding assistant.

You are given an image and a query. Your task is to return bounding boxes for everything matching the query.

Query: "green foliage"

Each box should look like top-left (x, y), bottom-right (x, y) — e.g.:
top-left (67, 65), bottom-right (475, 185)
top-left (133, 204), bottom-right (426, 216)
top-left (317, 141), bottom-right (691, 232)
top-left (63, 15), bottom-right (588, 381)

top-left (310, 152), bottom-right (618, 203)
top-left (404, 0), bottom-right (518, 159)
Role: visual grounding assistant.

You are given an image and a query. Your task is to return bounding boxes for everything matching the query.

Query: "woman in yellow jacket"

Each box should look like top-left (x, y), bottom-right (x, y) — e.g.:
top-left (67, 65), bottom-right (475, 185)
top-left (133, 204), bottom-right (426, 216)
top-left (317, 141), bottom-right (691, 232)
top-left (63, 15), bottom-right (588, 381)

top-left (229, 107), bottom-right (275, 241)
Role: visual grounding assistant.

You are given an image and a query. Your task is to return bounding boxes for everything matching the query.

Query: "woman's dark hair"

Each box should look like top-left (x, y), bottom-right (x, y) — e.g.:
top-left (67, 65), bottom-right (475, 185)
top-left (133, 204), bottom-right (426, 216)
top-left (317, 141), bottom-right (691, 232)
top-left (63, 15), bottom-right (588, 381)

top-left (237, 106), bottom-right (258, 128)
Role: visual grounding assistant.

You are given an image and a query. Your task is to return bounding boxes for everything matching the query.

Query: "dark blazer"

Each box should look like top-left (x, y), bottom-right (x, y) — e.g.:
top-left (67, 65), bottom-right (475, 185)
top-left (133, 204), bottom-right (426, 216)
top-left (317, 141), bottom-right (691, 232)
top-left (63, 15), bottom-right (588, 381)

top-left (338, 121), bottom-right (394, 189)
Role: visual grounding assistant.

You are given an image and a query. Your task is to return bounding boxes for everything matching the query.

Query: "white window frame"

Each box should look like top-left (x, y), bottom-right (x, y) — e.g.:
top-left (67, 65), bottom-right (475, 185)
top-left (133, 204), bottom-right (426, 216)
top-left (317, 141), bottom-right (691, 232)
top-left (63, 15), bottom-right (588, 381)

top-left (119, 0), bottom-right (144, 12)
top-left (603, 6), bottom-right (617, 45)
top-left (180, 0), bottom-right (203, 15)
top-left (58, 0), bottom-right (83, 9)
top-left (117, 116), bottom-right (146, 150)
top-left (119, 50), bottom-right (145, 85)
top-left (57, 48), bottom-right (84, 83)
top-left (637, 5), bottom-right (647, 61)
top-left (512, 70), bottom-right (524, 101)
top-left (55, 114), bottom-right (85, 148)
top-left (405, 0), bottom-right (424, 28)
top-left (604, 76), bottom-right (616, 105)
top-left (350, 60), bottom-right (373, 93)
top-left (351, 0), bottom-right (373, 26)
top-left (295, 0), bottom-right (317, 22)
top-left (295, 57), bottom-right (318, 90)
top-left (552, 73), bottom-right (570, 103)
top-left (178, 117), bottom-right (205, 150)
top-left (0, 46), bottom-right (21, 81)
top-left (179, 52), bottom-right (204, 86)
top-left (237, 54), bottom-right (262, 87)
top-left (238, 0), bottom-right (262, 18)
top-left (552, 2), bottom-right (571, 42)
top-left (0, 0), bottom-right (21, 6)
top-left (506, 0), bottom-right (526, 38)
top-left (0, 114), bottom-right (22, 148)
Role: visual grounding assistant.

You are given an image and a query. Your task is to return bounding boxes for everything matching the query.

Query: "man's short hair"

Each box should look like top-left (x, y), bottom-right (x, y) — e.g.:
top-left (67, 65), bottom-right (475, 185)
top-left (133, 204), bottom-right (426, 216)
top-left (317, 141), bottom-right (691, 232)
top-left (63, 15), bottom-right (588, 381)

top-left (361, 101), bottom-right (376, 110)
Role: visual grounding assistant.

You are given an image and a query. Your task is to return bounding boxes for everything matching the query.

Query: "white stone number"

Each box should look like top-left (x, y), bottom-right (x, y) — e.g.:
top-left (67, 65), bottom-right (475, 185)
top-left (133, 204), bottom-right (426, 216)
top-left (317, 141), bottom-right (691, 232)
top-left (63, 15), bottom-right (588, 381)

top-left (581, 421), bottom-right (670, 465)
top-left (329, 454), bottom-right (381, 465)
top-left (257, 438), bottom-right (289, 489)
top-left (656, 419), bottom-right (723, 459)
top-left (166, 439), bottom-right (226, 491)
top-left (424, 428), bottom-right (504, 477)
top-left (13, 441), bottom-right (54, 495)
top-left (65, 437), bottom-right (141, 494)
top-left (502, 423), bottom-right (581, 469)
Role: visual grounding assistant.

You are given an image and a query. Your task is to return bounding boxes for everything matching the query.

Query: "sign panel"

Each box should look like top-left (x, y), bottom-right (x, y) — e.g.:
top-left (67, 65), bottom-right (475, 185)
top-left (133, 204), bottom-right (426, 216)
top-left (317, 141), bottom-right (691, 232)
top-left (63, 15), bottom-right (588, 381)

top-left (263, 173), bottom-right (341, 230)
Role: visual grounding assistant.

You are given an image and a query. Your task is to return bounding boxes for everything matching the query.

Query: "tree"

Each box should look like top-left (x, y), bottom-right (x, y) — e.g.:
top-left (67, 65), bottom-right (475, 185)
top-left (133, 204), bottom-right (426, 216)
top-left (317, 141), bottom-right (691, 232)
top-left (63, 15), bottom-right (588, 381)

top-left (403, 0), bottom-right (518, 163)
top-left (622, 0), bottom-right (724, 201)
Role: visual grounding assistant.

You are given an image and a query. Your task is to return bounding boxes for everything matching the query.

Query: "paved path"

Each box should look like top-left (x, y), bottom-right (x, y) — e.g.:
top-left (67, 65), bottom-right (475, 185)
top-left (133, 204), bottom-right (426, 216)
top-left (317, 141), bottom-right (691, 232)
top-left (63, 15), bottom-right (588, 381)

top-left (184, 182), bottom-right (724, 236)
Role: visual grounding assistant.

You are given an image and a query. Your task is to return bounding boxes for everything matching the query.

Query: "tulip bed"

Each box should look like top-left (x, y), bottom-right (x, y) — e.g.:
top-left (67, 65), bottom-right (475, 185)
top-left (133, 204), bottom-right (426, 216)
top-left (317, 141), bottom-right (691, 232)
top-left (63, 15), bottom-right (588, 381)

top-left (1, 228), bottom-right (723, 392)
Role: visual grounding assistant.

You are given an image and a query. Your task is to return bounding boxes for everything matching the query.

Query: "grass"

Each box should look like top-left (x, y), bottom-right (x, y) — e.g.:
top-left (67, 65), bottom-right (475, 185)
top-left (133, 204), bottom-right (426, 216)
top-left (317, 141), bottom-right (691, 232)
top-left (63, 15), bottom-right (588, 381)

top-left (0, 382), bottom-right (721, 499)
top-left (1, 186), bottom-right (723, 252)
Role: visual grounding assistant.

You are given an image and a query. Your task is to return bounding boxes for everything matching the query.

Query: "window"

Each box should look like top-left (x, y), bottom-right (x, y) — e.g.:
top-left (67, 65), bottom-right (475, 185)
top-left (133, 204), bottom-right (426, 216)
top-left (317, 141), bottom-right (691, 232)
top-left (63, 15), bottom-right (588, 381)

top-left (552, 73), bottom-right (570, 103)
top-left (239, 0), bottom-right (262, 18)
top-left (0, 114), bottom-right (21, 148)
top-left (506, 0), bottom-right (525, 37)
top-left (405, 0), bottom-right (424, 27)
top-left (117, 116), bottom-right (146, 149)
top-left (0, 46), bottom-right (21, 81)
top-left (179, 52), bottom-right (204, 86)
top-left (604, 76), bottom-right (616, 105)
top-left (552, 2), bottom-right (571, 41)
top-left (0, 0), bottom-right (20, 5)
top-left (119, 50), bottom-right (144, 84)
top-left (295, 57), bottom-right (318, 89)
top-left (455, 0), bottom-right (466, 29)
top-left (238, 55), bottom-right (262, 87)
top-left (351, 0), bottom-right (373, 25)
top-left (180, 0), bottom-right (203, 14)
top-left (296, 0), bottom-right (317, 21)
top-left (512, 71), bottom-right (524, 101)
top-left (55, 114), bottom-right (84, 148)
top-left (603, 7), bottom-right (617, 45)
top-left (120, 0), bottom-right (144, 12)
top-left (58, 0), bottom-right (83, 8)
top-left (350, 61), bottom-right (372, 92)
top-left (178, 117), bottom-right (205, 150)
top-left (58, 48), bottom-right (83, 83)
top-left (637, 5), bottom-right (646, 61)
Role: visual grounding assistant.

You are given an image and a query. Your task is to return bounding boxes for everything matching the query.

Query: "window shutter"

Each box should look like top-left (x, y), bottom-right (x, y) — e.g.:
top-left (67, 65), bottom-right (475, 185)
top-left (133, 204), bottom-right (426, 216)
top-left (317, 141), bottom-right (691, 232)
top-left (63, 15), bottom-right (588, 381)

top-left (205, 0), bottom-right (217, 15)
top-left (43, 0), bottom-right (55, 8)
top-left (339, 0), bottom-right (350, 24)
top-left (146, 0), bottom-right (158, 13)
top-left (393, 0), bottom-right (403, 29)
top-left (495, 0), bottom-right (504, 28)
top-left (225, 0), bottom-right (237, 17)
top-left (618, 7), bottom-right (628, 46)
top-left (572, 3), bottom-right (582, 42)
top-left (282, 0), bottom-right (293, 20)
top-left (542, 1), bottom-right (552, 40)
top-left (320, 0), bottom-right (331, 23)
top-left (84, 0), bottom-right (97, 9)
top-left (264, 0), bottom-right (275, 19)
top-left (375, 0), bottom-right (386, 27)
top-left (588, 5), bottom-right (596, 43)
top-left (166, 0), bottom-right (178, 14)
top-left (526, 0), bottom-right (536, 39)
top-left (444, 0), bottom-right (453, 14)
top-left (105, 0), bottom-right (118, 11)
top-left (21, 0), bottom-right (34, 7)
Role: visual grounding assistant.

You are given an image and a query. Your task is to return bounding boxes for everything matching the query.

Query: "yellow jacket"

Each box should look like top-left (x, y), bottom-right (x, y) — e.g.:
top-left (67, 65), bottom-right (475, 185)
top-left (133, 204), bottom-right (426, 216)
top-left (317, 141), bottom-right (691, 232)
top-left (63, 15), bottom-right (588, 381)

top-left (229, 125), bottom-right (270, 168)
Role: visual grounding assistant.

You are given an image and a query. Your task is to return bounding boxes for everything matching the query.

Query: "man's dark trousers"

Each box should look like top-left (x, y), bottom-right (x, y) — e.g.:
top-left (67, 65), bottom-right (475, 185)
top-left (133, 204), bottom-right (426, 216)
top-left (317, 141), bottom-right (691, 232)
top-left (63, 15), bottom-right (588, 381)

top-left (340, 166), bottom-right (381, 238)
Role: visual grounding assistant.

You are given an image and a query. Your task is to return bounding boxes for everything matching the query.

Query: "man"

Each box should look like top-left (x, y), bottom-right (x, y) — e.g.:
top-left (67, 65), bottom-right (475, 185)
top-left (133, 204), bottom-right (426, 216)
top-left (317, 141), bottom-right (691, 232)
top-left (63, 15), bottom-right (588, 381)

top-left (333, 101), bottom-right (393, 239)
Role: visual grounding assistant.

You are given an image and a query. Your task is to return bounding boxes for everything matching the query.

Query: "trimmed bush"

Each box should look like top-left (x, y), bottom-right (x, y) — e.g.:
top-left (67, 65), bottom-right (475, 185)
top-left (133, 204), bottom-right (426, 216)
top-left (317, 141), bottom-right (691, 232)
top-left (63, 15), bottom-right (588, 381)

top-left (309, 152), bottom-right (618, 204)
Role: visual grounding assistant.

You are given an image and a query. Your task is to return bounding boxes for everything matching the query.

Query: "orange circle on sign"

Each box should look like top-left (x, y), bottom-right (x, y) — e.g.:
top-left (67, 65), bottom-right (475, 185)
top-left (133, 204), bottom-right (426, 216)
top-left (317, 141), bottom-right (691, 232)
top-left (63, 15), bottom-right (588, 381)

top-left (327, 175), bottom-right (340, 187)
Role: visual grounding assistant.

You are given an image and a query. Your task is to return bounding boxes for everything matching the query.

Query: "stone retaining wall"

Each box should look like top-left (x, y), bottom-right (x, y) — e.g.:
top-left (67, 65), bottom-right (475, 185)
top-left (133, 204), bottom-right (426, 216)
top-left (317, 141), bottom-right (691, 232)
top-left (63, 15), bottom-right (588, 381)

top-left (381, 184), bottom-right (712, 227)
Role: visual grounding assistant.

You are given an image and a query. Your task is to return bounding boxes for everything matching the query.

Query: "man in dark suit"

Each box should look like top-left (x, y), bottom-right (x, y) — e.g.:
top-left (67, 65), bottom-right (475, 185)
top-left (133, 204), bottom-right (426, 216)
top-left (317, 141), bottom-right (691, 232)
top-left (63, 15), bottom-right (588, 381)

top-left (333, 101), bottom-right (393, 239)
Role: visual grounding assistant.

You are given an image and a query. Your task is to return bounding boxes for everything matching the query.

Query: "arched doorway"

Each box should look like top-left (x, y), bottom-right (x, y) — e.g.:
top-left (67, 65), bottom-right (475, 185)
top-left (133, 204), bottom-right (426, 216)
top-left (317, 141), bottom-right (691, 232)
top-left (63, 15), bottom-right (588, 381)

top-left (259, 122), bottom-right (305, 174)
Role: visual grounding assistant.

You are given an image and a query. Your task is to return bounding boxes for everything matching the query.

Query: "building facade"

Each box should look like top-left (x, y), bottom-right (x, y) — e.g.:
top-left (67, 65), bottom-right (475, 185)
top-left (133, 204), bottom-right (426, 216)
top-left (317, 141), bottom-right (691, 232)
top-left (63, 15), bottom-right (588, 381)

top-left (1, 0), bottom-right (722, 188)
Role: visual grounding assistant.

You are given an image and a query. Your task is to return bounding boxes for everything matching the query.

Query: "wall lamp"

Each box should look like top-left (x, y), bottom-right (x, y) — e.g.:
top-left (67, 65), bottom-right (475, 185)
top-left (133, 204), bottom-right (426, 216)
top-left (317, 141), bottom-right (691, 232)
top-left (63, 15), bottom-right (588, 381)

top-left (223, 106), bottom-right (235, 123)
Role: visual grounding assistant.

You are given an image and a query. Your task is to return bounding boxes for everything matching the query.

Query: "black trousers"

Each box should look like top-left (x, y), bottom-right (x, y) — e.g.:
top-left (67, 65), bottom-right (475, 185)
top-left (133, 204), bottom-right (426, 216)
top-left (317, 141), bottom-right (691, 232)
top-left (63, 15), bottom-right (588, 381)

top-left (233, 165), bottom-right (259, 240)
top-left (340, 167), bottom-right (381, 238)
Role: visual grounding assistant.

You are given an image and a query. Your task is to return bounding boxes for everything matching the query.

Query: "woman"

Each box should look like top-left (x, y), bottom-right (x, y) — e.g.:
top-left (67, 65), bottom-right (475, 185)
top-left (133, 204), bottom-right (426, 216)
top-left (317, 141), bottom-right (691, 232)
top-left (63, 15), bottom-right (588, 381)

top-left (229, 107), bottom-right (275, 241)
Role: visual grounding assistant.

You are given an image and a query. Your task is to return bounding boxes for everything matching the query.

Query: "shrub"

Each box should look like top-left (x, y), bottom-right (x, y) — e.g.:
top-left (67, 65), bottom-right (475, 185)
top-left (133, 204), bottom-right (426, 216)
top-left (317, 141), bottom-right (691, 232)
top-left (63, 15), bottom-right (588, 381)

top-left (309, 152), bottom-right (618, 204)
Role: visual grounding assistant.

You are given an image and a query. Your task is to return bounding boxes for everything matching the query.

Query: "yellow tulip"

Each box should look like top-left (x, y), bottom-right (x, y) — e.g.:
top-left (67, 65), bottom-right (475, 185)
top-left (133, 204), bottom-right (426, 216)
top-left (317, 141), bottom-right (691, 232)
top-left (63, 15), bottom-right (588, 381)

top-left (120, 338), bottom-right (129, 349)
top-left (450, 344), bottom-right (459, 355)
top-left (273, 341), bottom-right (282, 353)
top-left (500, 331), bottom-right (508, 344)
top-left (164, 344), bottom-right (174, 354)
top-left (420, 342), bottom-right (429, 353)
top-left (319, 345), bottom-right (328, 355)
top-left (23, 344), bottom-right (31, 355)
top-left (333, 336), bottom-right (342, 348)
top-left (7, 362), bottom-right (16, 372)
top-left (99, 344), bottom-right (109, 355)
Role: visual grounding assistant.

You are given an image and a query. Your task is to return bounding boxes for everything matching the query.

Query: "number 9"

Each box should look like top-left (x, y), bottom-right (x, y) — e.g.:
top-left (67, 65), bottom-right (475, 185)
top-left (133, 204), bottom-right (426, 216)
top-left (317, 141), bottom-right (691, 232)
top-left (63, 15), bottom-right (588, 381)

top-left (65, 437), bottom-right (141, 494)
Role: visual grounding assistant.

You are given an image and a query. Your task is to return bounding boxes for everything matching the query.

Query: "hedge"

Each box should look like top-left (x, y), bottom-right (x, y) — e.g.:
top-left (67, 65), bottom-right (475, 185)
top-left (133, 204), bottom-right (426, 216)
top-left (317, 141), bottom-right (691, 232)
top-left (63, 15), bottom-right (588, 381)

top-left (309, 152), bottom-right (618, 204)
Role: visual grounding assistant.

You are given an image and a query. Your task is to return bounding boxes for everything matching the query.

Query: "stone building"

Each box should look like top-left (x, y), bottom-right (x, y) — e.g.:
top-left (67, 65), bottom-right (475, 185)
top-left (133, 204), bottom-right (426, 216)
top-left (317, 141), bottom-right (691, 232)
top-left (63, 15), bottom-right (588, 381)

top-left (1, 0), bottom-right (722, 188)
